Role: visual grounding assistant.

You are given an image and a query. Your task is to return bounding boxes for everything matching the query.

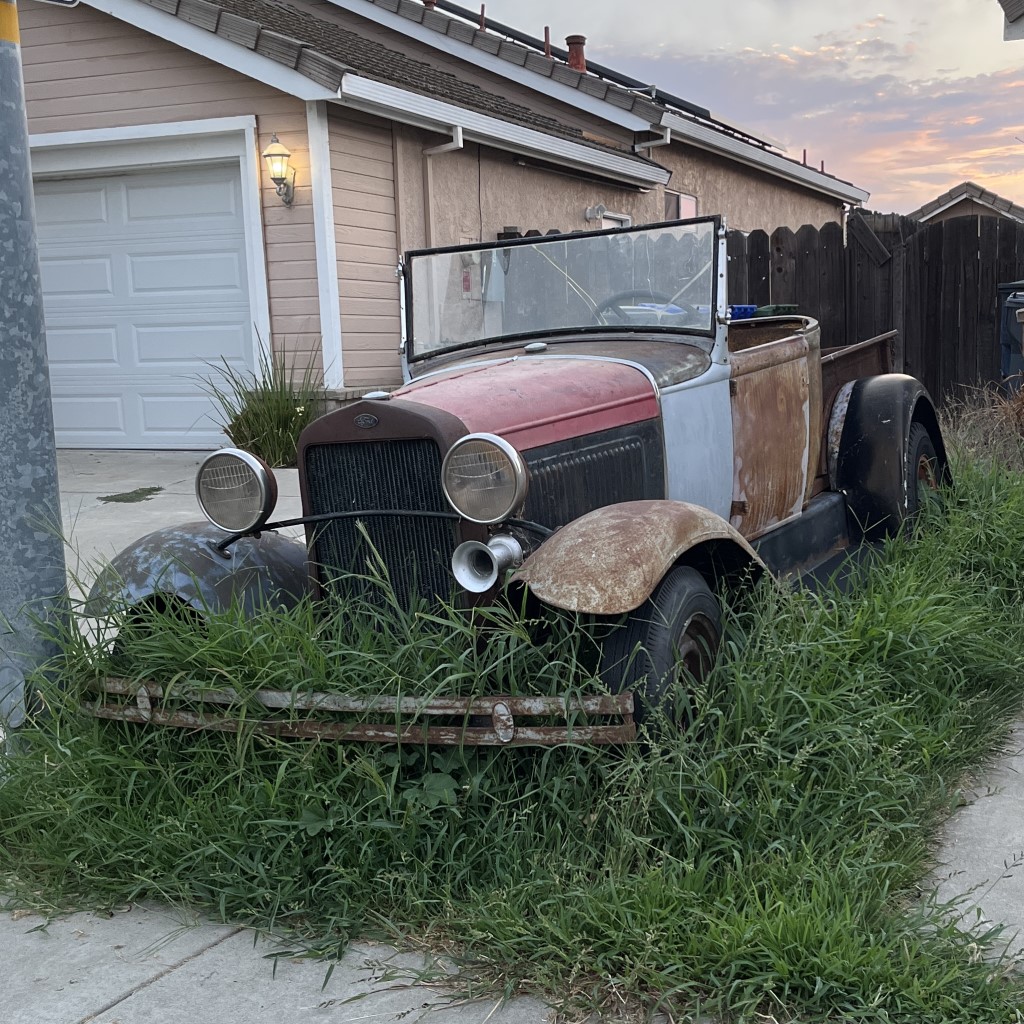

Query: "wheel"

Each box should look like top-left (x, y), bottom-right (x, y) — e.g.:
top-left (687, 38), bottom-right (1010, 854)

top-left (592, 289), bottom-right (699, 326)
top-left (904, 422), bottom-right (941, 524)
top-left (598, 565), bottom-right (722, 731)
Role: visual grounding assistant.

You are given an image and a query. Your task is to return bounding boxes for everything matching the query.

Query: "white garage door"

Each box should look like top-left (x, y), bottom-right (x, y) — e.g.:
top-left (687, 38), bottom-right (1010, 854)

top-left (35, 164), bottom-right (255, 449)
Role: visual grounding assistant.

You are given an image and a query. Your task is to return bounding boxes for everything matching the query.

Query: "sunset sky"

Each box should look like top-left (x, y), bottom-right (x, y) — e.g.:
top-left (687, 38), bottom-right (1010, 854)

top-left (484, 0), bottom-right (1024, 214)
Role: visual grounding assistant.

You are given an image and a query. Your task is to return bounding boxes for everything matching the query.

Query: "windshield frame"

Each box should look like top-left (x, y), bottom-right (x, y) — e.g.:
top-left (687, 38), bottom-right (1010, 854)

top-left (403, 215), bottom-right (722, 366)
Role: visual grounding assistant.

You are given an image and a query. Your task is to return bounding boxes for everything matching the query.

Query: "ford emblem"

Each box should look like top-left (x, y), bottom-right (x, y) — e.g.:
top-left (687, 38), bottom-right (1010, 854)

top-left (354, 413), bottom-right (379, 429)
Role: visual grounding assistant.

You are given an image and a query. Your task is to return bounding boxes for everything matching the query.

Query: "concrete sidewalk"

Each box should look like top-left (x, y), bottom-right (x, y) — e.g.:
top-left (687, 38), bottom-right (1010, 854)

top-left (5, 450), bottom-right (1024, 1021)
top-left (1, 902), bottom-right (549, 1024)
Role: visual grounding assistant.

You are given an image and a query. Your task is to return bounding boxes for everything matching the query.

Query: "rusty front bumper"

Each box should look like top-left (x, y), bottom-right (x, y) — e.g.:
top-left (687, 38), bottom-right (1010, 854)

top-left (84, 678), bottom-right (636, 746)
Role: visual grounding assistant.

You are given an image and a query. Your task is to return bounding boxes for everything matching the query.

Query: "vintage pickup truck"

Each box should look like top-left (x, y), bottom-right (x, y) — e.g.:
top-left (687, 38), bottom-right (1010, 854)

top-left (89, 216), bottom-right (949, 742)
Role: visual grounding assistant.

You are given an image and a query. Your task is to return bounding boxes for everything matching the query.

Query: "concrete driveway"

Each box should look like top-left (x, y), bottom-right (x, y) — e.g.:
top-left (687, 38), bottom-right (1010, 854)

top-left (57, 449), bottom-right (303, 593)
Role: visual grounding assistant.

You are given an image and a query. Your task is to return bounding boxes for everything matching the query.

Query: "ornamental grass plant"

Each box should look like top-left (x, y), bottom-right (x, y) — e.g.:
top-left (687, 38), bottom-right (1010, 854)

top-left (200, 343), bottom-right (325, 468)
top-left (3, 397), bottom-right (1024, 1020)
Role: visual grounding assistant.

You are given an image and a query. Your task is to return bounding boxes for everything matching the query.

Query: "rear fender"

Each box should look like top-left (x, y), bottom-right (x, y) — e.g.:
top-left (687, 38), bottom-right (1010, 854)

top-left (85, 521), bottom-right (309, 618)
top-left (512, 500), bottom-right (765, 614)
top-left (829, 374), bottom-right (950, 537)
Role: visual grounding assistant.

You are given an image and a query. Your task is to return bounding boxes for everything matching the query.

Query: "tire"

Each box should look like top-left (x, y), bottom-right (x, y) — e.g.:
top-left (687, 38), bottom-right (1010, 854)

top-left (598, 565), bottom-right (722, 731)
top-left (904, 422), bottom-right (941, 524)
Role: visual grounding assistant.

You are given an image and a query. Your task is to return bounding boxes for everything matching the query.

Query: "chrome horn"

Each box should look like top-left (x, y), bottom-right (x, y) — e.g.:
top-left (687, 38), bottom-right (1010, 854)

top-left (451, 535), bottom-right (524, 593)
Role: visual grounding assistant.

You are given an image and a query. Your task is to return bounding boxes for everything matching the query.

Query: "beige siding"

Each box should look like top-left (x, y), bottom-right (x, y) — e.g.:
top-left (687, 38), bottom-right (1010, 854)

top-left (19, 0), bottom-right (323, 381)
top-left (328, 107), bottom-right (403, 388)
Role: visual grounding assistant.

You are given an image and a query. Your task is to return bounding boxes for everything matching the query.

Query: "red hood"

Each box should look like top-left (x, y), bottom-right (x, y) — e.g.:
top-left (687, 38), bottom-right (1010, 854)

top-left (394, 356), bottom-right (659, 451)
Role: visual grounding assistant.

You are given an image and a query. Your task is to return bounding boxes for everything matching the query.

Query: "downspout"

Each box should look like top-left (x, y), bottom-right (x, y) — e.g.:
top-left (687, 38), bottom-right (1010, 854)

top-left (422, 125), bottom-right (464, 247)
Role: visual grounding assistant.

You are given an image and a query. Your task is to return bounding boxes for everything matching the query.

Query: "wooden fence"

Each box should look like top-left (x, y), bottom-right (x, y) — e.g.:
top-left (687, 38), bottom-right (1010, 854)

top-left (727, 213), bottom-right (1024, 399)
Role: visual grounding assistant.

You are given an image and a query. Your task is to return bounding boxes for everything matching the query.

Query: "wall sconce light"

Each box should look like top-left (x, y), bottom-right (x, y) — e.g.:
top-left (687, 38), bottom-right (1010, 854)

top-left (584, 203), bottom-right (607, 222)
top-left (261, 133), bottom-right (295, 206)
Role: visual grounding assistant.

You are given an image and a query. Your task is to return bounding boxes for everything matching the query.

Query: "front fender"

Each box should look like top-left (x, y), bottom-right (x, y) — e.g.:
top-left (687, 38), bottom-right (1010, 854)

top-left (512, 500), bottom-right (764, 615)
top-left (85, 521), bottom-right (309, 618)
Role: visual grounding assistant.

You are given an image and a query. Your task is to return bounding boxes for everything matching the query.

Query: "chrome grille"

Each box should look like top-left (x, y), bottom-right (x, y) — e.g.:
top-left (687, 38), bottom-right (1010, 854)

top-left (304, 439), bottom-right (457, 607)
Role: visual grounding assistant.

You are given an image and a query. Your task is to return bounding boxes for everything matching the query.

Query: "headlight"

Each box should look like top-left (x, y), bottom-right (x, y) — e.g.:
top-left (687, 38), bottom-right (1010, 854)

top-left (195, 448), bottom-right (277, 533)
top-left (442, 433), bottom-right (528, 525)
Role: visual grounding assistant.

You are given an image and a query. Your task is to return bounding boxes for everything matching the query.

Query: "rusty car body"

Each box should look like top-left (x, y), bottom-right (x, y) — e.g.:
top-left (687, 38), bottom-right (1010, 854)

top-left (89, 216), bottom-right (949, 743)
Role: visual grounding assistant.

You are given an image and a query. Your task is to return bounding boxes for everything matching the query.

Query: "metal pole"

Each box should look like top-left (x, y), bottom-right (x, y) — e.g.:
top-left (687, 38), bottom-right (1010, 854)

top-left (0, 0), bottom-right (67, 728)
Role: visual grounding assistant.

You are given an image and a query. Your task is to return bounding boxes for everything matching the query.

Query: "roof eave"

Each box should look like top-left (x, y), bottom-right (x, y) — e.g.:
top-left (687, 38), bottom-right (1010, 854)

top-left (337, 75), bottom-right (670, 188)
top-left (659, 110), bottom-right (868, 205)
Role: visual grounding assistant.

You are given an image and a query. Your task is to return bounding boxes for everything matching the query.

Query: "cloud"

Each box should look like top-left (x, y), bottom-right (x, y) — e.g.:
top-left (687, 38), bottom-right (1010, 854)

top-left (609, 44), bottom-right (1024, 212)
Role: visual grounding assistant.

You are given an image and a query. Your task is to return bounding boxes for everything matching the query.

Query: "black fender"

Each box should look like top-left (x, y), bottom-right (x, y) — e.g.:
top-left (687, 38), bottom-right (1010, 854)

top-left (831, 374), bottom-right (950, 538)
top-left (85, 521), bottom-right (309, 618)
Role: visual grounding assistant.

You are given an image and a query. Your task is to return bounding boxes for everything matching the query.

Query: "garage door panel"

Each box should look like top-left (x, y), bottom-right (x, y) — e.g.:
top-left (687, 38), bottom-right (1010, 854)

top-left (125, 176), bottom-right (239, 225)
top-left (128, 250), bottom-right (244, 295)
top-left (34, 186), bottom-right (109, 227)
top-left (50, 393), bottom-right (127, 439)
top-left (37, 164), bottom-right (255, 449)
top-left (39, 256), bottom-right (114, 297)
top-left (46, 326), bottom-right (120, 368)
top-left (139, 392), bottom-right (223, 440)
top-left (134, 323), bottom-right (250, 368)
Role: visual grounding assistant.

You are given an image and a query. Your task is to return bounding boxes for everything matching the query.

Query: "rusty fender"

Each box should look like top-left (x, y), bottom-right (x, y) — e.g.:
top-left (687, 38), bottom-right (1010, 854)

top-left (85, 521), bottom-right (309, 619)
top-left (830, 374), bottom-right (950, 538)
top-left (512, 500), bottom-right (765, 615)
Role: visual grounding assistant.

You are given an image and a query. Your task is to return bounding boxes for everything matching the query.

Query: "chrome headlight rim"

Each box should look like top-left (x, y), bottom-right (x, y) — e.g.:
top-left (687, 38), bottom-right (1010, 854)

top-left (195, 447), bottom-right (278, 534)
top-left (441, 432), bottom-right (529, 526)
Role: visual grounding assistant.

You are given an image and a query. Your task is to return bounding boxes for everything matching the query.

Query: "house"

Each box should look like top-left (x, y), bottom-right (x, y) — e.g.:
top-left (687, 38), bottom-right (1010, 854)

top-left (997, 0), bottom-right (1024, 39)
top-left (19, 0), bottom-right (868, 449)
top-left (908, 181), bottom-right (1024, 226)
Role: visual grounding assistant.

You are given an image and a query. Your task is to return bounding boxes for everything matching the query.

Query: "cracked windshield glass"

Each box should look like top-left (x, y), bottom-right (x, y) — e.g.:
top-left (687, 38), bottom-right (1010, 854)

top-left (408, 218), bottom-right (717, 357)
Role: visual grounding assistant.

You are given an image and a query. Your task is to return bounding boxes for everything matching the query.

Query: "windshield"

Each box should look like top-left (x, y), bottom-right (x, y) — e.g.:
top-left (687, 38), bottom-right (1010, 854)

top-left (406, 218), bottom-right (718, 360)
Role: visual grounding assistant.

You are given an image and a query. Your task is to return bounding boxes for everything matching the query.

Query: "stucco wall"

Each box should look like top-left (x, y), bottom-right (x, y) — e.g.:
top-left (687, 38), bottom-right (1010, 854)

top-left (661, 146), bottom-right (845, 233)
top-left (394, 126), bottom-right (663, 251)
top-left (19, 0), bottom-right (322, 377)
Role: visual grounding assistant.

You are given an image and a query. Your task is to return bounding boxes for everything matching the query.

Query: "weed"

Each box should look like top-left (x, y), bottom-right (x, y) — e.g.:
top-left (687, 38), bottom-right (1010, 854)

top-left (97, 486), bottom-right (163, 504)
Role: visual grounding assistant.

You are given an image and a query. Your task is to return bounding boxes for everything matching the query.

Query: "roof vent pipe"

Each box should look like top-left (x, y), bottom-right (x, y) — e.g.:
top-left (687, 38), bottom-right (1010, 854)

top-left (566, 34), bottom-right (587, 73)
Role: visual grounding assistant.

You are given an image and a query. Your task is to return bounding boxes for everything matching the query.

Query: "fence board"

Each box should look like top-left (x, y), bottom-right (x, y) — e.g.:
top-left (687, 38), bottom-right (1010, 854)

top-left (958, 217), bottom-right (981, 389)
top-left (977, 216), bottom-right (999, 386)
top-left (939, 219), bottom-right (964, 399)
top-left (746, 230), bottom-right (771, 307)
top-left (921, 223), bottom-right (945, 399)
top-left (818, 221), bottom-right (845, 346)
top-left (770, 226), bottom-right (797, 305)
top-left (794, 224), bottom-right (820, 323)
top-left (903, 236), bottom-right (924, 382)
top-left (726, 229), bottom-right (748, 306)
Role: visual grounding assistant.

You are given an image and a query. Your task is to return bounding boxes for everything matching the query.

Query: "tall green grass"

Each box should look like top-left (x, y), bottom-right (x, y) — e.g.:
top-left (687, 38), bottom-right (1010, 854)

top-left (4, 458), bottom-right (1024, 1020)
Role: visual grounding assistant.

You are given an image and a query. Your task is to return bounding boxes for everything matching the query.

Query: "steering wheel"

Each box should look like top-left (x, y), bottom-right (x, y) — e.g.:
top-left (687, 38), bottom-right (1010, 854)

top-left (593, 289), bottom-right (700, 325)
